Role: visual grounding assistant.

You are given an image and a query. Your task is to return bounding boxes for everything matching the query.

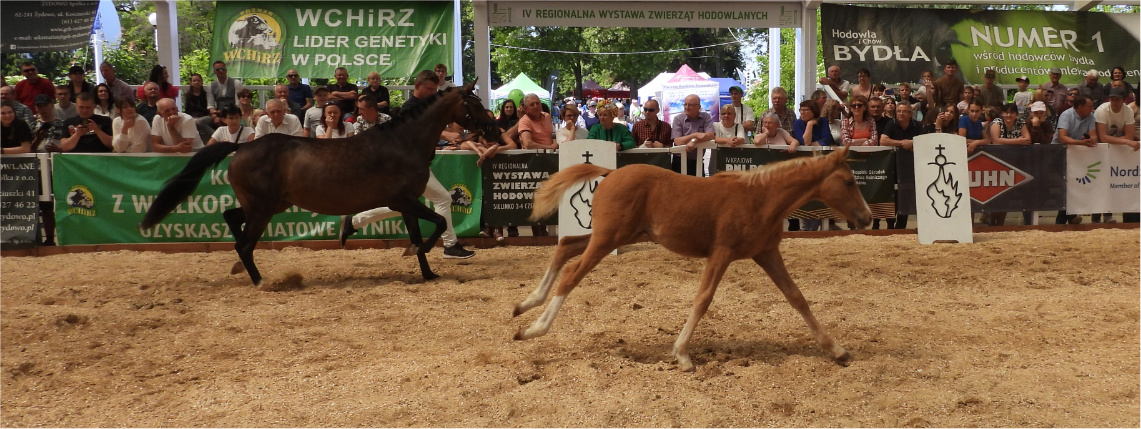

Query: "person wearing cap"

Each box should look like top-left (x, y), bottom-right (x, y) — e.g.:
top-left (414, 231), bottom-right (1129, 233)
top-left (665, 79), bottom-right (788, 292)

top-left (13, 61), bottom-right (56, 110)
top-left (1012, 76), bottom-right (1032, 112)
top-left (65, 65), bottom-right (94, 103)
top-left (1076, 69), bottom-right (1106, 108)
top-left (728, 85), bottom-right (756, 133)
top-left (1026, 101), bottom-right (1054, 144)
top-left (1095, 85), bottom-right (1137, 150)
top-left (32, 94), bottom-right (67, 152)
top-left (1039, 67), bottom-right (1068, 113)
top-left (931, 59), bottom-right (964, 110)
top-left (978, 69), bottom-right (1005, 110)
top-left (53, 85), bottom-right (77, 121)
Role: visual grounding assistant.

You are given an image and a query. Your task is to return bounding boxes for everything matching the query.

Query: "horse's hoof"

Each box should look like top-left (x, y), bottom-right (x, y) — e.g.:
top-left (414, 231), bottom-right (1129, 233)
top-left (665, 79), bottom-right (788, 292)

top-left (230, 261), bottom-right (246, 274)
top-left (513, 329), bottom-right (526, 341)
top-left (402, 245), bottom-right (418, 257)
top-left (422, 272), bottom-right (440, 281)
top-left (512, 305), bottom-right (523, 317)
top-left (677, 358), bottom-right (696, 372)
top-left (834, 351), bottom-right (852, 367)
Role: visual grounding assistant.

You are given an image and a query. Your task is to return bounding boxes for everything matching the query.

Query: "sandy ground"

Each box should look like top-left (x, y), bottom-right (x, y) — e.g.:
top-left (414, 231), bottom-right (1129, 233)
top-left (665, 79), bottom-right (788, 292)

top-left (1, 229), bottom-right (1138, 427)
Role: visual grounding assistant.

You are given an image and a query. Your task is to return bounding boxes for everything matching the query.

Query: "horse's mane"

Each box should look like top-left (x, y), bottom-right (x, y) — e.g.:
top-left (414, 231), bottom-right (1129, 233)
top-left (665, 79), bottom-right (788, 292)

top-left (720, 155), bottom-right (821, 187)
top-left (358, 87), bottom-right (461, 136)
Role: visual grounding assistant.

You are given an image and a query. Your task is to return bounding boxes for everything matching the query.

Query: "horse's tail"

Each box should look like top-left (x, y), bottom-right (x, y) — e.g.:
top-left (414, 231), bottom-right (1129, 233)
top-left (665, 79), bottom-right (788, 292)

top-left (140, 143), bottom-right (240, 229)
top-left (530, 164), bottom-right (612, 222)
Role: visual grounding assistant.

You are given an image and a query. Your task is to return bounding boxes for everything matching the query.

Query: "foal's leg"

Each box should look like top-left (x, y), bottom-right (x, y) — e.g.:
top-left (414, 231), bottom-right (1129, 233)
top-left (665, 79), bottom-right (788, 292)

top-left (514, 237), bottom-right (619, 341)
top-left (513, 234), bottom-right (592, 317)
top-left (754, 249), bottom-right (850, 366)
top-left (401, 212), bottom-right (439, 281)
top-left (672, 252), bottom-right (732, 372)
top-left (223, 208), bottom-right (246, 274)
top-left (233, 212), bottom-right (272, 286)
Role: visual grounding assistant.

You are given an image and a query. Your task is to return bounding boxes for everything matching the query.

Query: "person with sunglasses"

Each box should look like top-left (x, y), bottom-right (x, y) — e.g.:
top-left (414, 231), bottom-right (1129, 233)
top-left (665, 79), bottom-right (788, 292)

top-left (13, 61), bottom-right (56, 110)
top-left (842, 95), bottom-right (878, 146)
top-left (284, 69), bottom-right (314, 112)
top-left (205, 60), bottom-right (245, 120)
top-left (631, 99), bottom-right (671, 148)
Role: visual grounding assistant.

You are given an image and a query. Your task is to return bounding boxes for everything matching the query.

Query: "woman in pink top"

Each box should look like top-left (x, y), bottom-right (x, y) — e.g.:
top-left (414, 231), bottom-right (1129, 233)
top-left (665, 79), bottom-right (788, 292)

top-left (842, 95), bottom-right (877, 146)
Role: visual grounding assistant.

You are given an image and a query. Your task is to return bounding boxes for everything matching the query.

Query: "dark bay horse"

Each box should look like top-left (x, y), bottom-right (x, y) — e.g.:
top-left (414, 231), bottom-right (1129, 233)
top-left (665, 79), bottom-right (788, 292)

top-left (141, 81), bottom-right (499, 286)
top-left (512, 147), bottom-right (872, 371)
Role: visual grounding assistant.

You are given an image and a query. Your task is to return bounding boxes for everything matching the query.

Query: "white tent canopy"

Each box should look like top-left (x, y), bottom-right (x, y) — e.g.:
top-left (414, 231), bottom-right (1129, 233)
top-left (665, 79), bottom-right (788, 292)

top-left (637, 70), bottom-right (711, 105)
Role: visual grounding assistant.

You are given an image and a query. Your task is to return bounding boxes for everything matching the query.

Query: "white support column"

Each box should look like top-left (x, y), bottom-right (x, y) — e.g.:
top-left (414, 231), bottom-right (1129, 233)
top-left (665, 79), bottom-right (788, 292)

top-left (154, 0), bottom-right (181, 108)
top-left (453, 0), bottom-right (463, 82)
top-left (768, 27), bottom-right (781, 94)
top-left (473, 0), bottom-right (492, 107)
top-left (798, 4), bottom-right (819, 104)
top-left (794, 27), bottom-right (804, 102)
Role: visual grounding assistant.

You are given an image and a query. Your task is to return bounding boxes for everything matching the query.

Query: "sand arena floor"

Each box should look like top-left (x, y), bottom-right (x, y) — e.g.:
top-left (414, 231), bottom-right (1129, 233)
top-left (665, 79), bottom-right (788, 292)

top-left (1, 228), bottom-right (1138, 427)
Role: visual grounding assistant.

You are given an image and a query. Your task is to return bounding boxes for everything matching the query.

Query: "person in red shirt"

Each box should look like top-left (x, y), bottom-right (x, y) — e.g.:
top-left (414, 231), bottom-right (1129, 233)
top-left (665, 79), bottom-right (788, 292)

top-left (13, 62), bottom-right (56, 110)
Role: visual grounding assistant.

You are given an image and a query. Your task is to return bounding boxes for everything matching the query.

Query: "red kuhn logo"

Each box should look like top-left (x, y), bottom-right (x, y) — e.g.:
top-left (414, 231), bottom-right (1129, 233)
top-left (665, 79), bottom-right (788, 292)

top-left (966, 152), bottom-right (1033, 204)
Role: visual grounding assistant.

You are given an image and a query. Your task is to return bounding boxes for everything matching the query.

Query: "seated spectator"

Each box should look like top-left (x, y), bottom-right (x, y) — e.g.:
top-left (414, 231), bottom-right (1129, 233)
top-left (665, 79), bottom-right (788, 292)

top-left (1104, 66), bottom-right (1136, 104)
top-left (462, 111), bottom-right (516, 167)
top-left (989, 103), bottom-right (1030, 146)
top-left (896, 82), bottom-right (916, 105)
top-left (0, 86), bottom-right (36, 126)
top-left (582, 100), bottom-right (600, 130)
top-left (273, 84), bottom-right (305, 118)
top-left (315, 103), bottom-right (355, 139)
top-left (1018, 88), bottom-right (1058, 130)
top-left (53, 85), bottom-right (77, 120)
top-left (65, 65), bottom-right (94, 103)
top-left (842, 95), bottom-right (878, 146)
top-left (353, 95), bottom-right (391, 133)
top-left (1, 102), bottom-right (34, 154)
top-left (555, 104), bottom-right (588, 145)
top-left (956, 86), bottom-right (976, 113)
top-left (14, 61), bottom-right (55, 110)
top-left (793, 100), bottom-right (833, 148)
top-left (285, 69), bottom-right (315, 113)
top-left (1053, 94), bottom-right (1099, 225)
top-left (923, 104), bottom-right (960, 134)
top-left (821, 99), bottom-right (844, 144)
top-left (753, 113), bottom-right (797, 146)
top-left (32, 95), bottom-right (66, 152)
top-left (303, 87), bottom-right (331, 137)
top-left (206, 105), bottom-right (254, 145)
top-left (60, 93), bottom-right (113, 152)
top-left (249, 109), bottom-right (266, 128)
top-left (959, 101), bottom-right (989, 153)
top-left (136, 65), bottom-right (180, 101)
top-left (872, 83), bottom-right (886, 99)
top-left (237, 89), bottom-right (256, 126)
top-left (630, 99), bottom-right (670, 148)
top-left (1096, 86), bottom-right (1138, 151)
top-left (151, 98), bottom-right (204, 153)
top-left (713, 104), bottom-right (747, 148)
top-left (517, 94), bottom-right (556, 150)
top-left (99, 61), bottom-right (136, 104)
top-left (112, 99), bottom-right (152, 153)
top-left (496, 99), bottom-right (519, 132)
top-left (1026, 102), bottom-right (1054, 144)
top-left (359, 71), bottom-right (390, 116)
top-left (587, 99), bottom-right (636, 150)
top-left (912, 91), bottom-right (928, 123)
top-left (93, 83), bottom-right (117, 118)
top-left (135, 82), bottom-right (162, 124)
top-left (254, 99), bottom-right (304, 138)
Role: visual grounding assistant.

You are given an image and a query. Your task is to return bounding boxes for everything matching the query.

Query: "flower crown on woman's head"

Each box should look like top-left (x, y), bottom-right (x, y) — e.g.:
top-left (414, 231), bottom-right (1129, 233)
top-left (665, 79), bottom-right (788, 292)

top-left (595, 99), bottom-right (619, 115)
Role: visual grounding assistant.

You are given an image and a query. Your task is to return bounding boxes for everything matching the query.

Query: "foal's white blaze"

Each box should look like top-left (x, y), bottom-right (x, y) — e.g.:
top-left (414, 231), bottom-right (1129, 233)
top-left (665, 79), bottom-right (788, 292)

top-left (519, 295), bottom-right (566, 339)
top-left (517, 266), bottom-right (559, 315)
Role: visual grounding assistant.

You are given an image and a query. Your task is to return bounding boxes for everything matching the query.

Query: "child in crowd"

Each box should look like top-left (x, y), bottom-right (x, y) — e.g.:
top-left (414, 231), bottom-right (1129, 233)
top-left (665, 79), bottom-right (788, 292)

top-left (206, 105), bottom-right (254, 145)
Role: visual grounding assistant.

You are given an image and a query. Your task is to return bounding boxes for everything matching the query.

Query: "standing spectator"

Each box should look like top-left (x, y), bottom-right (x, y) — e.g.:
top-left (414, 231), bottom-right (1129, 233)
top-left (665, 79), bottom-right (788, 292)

top-left (915, 69), bottom-right (936, 99)
top-left (150, 98), bottom-right (204, 153)
top-left (93, 83), bottom-right (117, 118)
top-left (65, 65), bottom-right (94, 103)
top-left (135, 82), bottom-right (161, 124)
top-left (1053, 94), bottom-right (1099, 224)
top-left (135, 65), bottom-right (180, 100)
top-left (1040, 67), bottom-right (1068, 114)
top-left (896, 82), bottom-right (917, 105)
top-left (183, 73), bottom-right (210, 118)
top-left (254, 99), bottom-right (304, 138)
top-left (818, 65), bottom-right (851, 101)
top-left (353, 95), bottom-right (391, 133)
top-left (555, 104), bottom-right (588, 145)
top-left (868, 97), bottom-right (890, 135)
top-left (314, 103), bottom-right (355, 139)
top-left (581, 99), bottom-right (600, 130)
top-left (912, 90), bottom-right (928, 123)
top-left (496, 99), bottom-right (519, 132)
top-left (822, 99), bottom-right (844, 146)
top-left (111, 100), bottom-right (152, 153)
top-left (1, 102), bottom-right (34, 154)
top-left (53, 85), bottom-right (77, 121)
top-left (627, 98), bottom-right (642, 123)
top-left (587, 99), bottom-right (635, 150)
top-left (959, 101), bottom-right (989, 153)
top-left (931, 59), bottom-right (964, 110)
top-left (842, 95), bottom-right (877, 146)
top-left (879, 102), bottom-right (925, 229)
top-left (0, 86), bottom-right (35, 126)
top-left (850, 68), bottom-right (873, 101)
top-left (302, 87), bottom-right (331, 137)
top-left (1076, 69), bottom-right (1106, 108)
top-left (762, 87), bottom-right (795, 133)
top-left (98, 61), bottom-right (136, 104)
top-left (956, 86), bottom-right (977, 113)
top-left (671, 94), bottom-right (715, 176)
top-left (273, 84), bottom-right (304, 118)
top-left (60, 92), bottom-right (113, 153)
top-left (13, 61), bottom-right (56, 110)
top-left (1012, 76), bottom-right (1033, 112)
top-left (978, 69), bottom-right (1005, 110)
top-left (206, 105), bottom-right (255, 146)
top-left (630, 99), bottom-right (671, 148)
top-left (434, 63), bottom-right (457, 91)
top-left (1104, 66), bottom-right (1136, 103)
top-left (727, 86), bottom-right (755, 133)
top-left (793, 100), bottom-right (833, 148)
top-left (284, 69), bottom-right (314, 113)
top-left (326, 67), bottom-right (358, 120)
top-left (359, 71), bottom-right (391, 116)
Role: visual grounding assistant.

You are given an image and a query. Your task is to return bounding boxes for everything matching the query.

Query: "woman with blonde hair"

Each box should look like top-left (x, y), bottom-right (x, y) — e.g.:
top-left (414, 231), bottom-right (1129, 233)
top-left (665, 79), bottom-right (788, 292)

top-left (842, 94), bottom-right (877, 146)
top-left (587, 99), bottom-right (635, 150)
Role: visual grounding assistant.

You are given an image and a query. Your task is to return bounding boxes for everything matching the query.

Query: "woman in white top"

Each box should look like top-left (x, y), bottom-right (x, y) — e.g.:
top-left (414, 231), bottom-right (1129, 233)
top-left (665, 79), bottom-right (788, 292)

top-left (111, 100), bottom-right (151, 152)
top-left (713, 104), bottom-right (747, 147)
top-left (207, 105), bottom-right (255, 145)
top-left (555, 104), bottom-right (588, 145)
top-left (753, 113), bottom-right (798, 146)
top-left (315, 103), bottom-right (355, 139)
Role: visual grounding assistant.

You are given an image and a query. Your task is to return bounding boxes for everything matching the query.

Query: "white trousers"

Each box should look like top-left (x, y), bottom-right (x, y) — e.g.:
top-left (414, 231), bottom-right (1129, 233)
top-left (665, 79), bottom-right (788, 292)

top-left (351, 171), bottom-right (458, 247)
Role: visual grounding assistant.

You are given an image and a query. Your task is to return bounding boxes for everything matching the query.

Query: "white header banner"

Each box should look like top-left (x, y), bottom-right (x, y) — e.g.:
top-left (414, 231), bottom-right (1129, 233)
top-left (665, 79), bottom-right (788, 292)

top-left (1066, 144), bottom-right (1141, 214)
top-left (488, 2), bottom-right (801, 28)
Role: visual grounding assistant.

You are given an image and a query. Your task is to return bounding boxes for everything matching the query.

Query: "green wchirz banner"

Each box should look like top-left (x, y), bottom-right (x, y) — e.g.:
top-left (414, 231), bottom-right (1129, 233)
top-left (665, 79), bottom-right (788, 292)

top-left (211, 1), bottom-right (454, 79)
top-left (821, 4), bottom-right (1140, 86)
top-left (51, 153), bottom-right (481, 245)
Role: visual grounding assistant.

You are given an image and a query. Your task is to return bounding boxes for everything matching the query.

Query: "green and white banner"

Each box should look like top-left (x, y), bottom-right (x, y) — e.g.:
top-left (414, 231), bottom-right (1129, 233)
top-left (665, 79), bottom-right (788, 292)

top-left (50, 153), bottom-right (481, 245)
top-left (211, 1), bottom-right (453, 79)
top-left (1065, 144), bottom-right (1140, 214)
top-left (822, 4), bottom-right (1140, 86)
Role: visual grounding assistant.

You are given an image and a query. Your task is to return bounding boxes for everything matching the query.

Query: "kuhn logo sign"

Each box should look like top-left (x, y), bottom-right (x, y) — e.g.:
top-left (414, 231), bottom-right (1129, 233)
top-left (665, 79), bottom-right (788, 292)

top-left (966, 152), bottom-right (1033, 204)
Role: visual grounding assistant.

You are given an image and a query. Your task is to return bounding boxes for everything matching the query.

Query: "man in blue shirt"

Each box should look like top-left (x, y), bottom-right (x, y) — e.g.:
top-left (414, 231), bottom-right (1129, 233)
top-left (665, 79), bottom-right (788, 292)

top-left (1052, 94), bottom-right (1099, 224)
top-left (670, 94), bottom-right (714, 176)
